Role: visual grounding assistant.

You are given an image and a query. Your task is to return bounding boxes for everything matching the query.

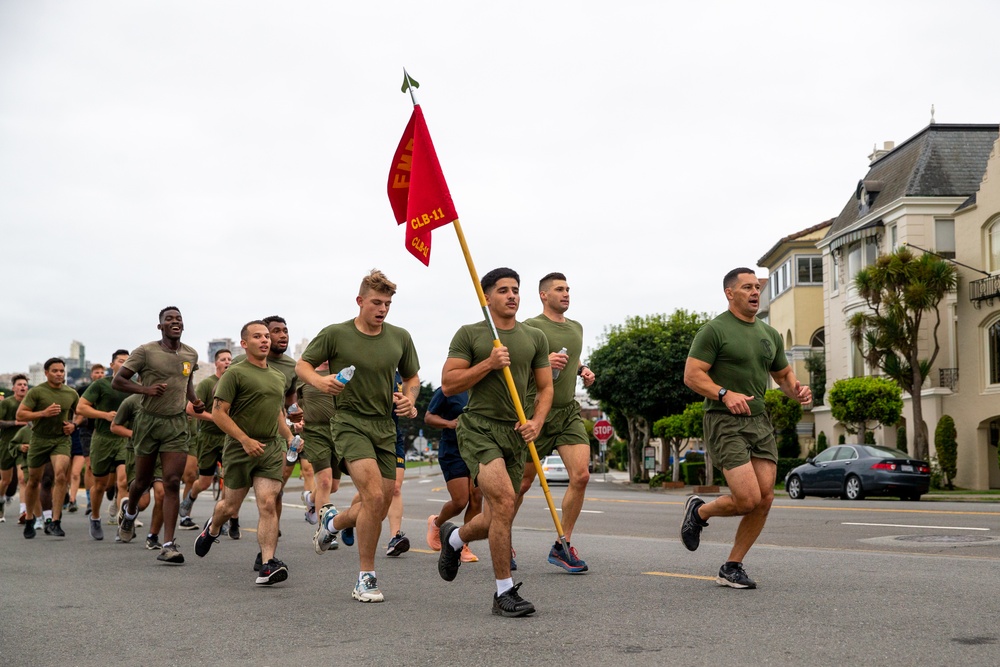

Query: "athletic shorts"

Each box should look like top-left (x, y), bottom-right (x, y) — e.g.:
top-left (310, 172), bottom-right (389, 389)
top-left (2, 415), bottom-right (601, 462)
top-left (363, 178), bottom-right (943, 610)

top-left (90, 432), bottom-right (128, 478)
top-left (534, 402), bottom-right (589, 458)
top-left (0, 441), bottom-right (18, 470)
top-left (131, 411), bottom-right (189, 458)
top-left (456, 411), bottom-right (526, 494)
top-left (196, 432), bottom-right (227, 476)
top-left (27, 435), bottom-right (72, 469)
top-left (125, 441), bottom-right (162, 487)
top-left (222, 436), bottom-right (286, 490)
top-left (79, 428), bottom-right (93, 458)
top-left (703, 411), bottom-right (778, 471)
top-left (70, 431), bottom-right (84, 457)
top-left (331, 412), bottom-right (396, 480)
top-left (438, 439), bottom-right (470, 482)
top-left (396, 433), bottom-right (405, 470)
top-left (303, 421), bottom-right (341, 479)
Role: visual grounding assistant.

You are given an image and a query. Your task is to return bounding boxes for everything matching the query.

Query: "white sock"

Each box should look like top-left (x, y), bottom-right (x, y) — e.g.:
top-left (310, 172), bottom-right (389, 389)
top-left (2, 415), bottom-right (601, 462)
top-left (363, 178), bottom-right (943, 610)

top-left (19, 503), bottom-right (26, 513)
top-left (43, 509), bottom-right (53, 520)
top-left (325, 515), bottom-right (337, 532)
top-left (359, 570), bottom-right (375, 582)
top-left (496, 578), bottom-right (514, 596)
top-left (448, 529), bottom-right (464, 551)
top-left (304, 490), bottom-right (313, 508)
top-left (124, 503), bottom-right (138, 520)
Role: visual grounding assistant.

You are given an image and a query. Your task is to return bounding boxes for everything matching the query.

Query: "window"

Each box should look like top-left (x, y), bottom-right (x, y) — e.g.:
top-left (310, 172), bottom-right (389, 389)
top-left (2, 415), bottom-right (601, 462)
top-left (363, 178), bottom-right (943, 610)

top-left (834, 446), bottom-right (858, 461)
top-left (831, 254), bottom-right (838, 291)
top-left (810, 328), bottom-right (825, 347)
top-left (989, 217), bottom-right (1000, 273)
top-left (847, 238), bottom-right (879, 285)
top-left (797, 256), bottom-right (823, 285)
top-left (813, 448), bottom-right (838, 463)
top-left (935, 219), bottom-right (955, 259)
top-left (770, 258), bottom-right (792, 299)
top-left (889, 224), bottom-right (898, 251)
top-left (852, 342), bottom-right (866, 378)
top-left (988, 317), bottom-right (1000, 386)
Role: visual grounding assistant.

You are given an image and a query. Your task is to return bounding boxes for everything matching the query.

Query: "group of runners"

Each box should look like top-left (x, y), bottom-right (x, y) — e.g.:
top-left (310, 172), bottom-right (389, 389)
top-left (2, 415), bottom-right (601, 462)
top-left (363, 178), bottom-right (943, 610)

top-left (0, 265), bottom-right (811, 615)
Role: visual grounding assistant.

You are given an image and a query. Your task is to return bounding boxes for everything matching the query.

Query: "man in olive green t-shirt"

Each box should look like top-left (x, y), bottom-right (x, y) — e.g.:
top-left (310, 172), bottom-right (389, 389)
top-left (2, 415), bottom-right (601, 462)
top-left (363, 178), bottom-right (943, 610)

top-left (112, 306), bottom-right (206, 564)
top-left (194, 320), bottom-right (294, 586)
top-left (16, 358), bottom-right (80, 538)
top-left (439, 267), bottom-right (553, 618)
top-left (0, 374), bottom-right (29, 522)
top-left (682, 267), bottom-right (812, 590)
top-left (298, 269), bottom-right (420, 604)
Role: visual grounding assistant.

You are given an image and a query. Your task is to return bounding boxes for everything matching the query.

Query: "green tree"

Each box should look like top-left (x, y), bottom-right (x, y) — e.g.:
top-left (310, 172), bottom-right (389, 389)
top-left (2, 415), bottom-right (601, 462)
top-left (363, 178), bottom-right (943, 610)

top-left (804, 350), bottom-right (826, 406)
top-left (816, 430), bottom-right (828, 454)
top-left (765, 388), bottom-right (803, 458)
top-left (895, 419), bottom-right (908, 453)
top-left (395, 381), bottom-right (437, 451)
top-left (587, 310), bottom-right (711, 481)
top-left (653, 415), bottom-right (685, 482)
top-left (848, 247), bottom-right (958, 460)
top-left (828, 376), bottom-right (903, 444)
top-left (934, 415), bottom-right (957, 489)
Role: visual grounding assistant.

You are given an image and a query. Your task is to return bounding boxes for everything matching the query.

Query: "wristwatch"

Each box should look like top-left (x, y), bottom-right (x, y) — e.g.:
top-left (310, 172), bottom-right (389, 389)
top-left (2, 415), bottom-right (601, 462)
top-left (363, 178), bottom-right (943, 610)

top-left (577, 365), bottom-right (587, 377)
top-left (718, 388), bottom-right (728, 401)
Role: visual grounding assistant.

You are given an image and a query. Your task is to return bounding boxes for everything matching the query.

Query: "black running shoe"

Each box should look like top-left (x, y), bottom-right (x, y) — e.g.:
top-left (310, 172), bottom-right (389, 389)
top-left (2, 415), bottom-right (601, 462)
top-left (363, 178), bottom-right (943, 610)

top-left (43, 519), bottom-right (53, 535)
top-left (24, 518), bottom-right (36, 539)
top-left (228, 518), bottom-right (241, 540)
top-left (255, 558), bottom-right (288, 586)
top-left (178, 516), bottom-right (199, 530)
top-left (253, 551), bottom-right (263, 572)
top-left (680, 495), bottom-right (708, 552)
top-left (145, 534), bottom-right (163, 550)
top-left (717, 562), bottom-right (757, 589)
top-left (106, 487), bottom-right (115, 501)
top-left (386, 531), bottom-right (410, 557)
top-left (49, 520), bottom-right (66, 537)
top-left (492, 582), bottom-right (536, 617)
top-left (194, 518), bottom-right (219, 558)
top-left (438, 522), bottom-right (462, 582)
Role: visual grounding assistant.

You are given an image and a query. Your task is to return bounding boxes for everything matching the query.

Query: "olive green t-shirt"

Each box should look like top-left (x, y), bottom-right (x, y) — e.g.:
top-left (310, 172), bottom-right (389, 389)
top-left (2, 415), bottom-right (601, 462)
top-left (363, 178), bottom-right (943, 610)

top-left (112, 394), bottom-right (142, 434)
top-left (299, 369), bottom-right (336, 425)
top-left (0, 396), bottom-right (23, 450)
top-left (21, 383), bottom-right (79, 440)
top-left (232, 353), bottom-right (296, 398)
top-left (523, 314), bottom-right (584, 407)
top-left (11, 425), bottom-right (31, 451)
top-left (687, 310), bottom-right (788, 416)
top-left (194, 374), bottom-right (225, 436)
top-left (81, 377), bottom-right (131, 436)
top-left (214, 361), bottom-right (287, 441)
top-left (301, 320), bottom-right (420, 419)
top-left (122, 341), bottom-right (199, 416)
top-left (447, 320), bottom-right (549, 422)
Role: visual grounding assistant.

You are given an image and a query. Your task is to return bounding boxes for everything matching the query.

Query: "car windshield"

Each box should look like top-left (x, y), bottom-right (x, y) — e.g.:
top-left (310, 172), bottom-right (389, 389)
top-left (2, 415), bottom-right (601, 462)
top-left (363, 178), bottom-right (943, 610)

top-left (861, 445), bottom-right (909, 459)
top-left (546, 456), bottom-right (564, 466)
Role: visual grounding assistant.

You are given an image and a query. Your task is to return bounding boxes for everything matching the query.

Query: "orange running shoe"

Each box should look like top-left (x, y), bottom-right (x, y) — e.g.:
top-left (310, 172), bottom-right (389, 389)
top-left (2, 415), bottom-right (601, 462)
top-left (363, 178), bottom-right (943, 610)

top-left (460, 544), bottom-right (479, 563)
top-left (426, 514), bottom-right (441, 551)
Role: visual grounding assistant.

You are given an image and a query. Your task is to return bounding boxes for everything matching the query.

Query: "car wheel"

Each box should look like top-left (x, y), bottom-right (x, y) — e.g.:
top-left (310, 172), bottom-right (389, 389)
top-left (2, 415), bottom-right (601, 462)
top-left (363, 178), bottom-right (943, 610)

top-left (843, 475), bottom-right (864, 501)
top-left (786, 475), bottom-right (805, 500)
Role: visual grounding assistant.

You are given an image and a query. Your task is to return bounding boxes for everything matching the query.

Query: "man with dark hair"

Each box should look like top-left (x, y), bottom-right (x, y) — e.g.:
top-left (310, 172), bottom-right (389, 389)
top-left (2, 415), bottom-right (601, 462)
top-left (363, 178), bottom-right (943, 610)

top-left (77, 350), bottom-right (131, 540)
top-left (194, 321), bottom-right (294, 586)
top-left (296, 360), bottom-right (341, 543)
top-left (16, 358), bottom-right (80, 538)
top-left (0, 374), bottom-right (30, 522)
top-left (438, 267), bottom-right (552, 617)
top-left (112, 392), bottom-right (165, 549)
top-left (682, 267), bottom-right (811, 589)
top-left (514, 271), bottom-right (596, 572)
top-left (113, 307), bottom-right (204, 563)
top-left (299, 269), bottom-right (420, 603)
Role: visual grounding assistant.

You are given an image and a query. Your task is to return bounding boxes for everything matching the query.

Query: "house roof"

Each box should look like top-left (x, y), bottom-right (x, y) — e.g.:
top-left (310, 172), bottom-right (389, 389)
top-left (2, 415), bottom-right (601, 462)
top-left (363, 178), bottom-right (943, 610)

top-left (758, 218), bottom-right (834, 267)
top-left (824, 124), bottom-right (999, 241)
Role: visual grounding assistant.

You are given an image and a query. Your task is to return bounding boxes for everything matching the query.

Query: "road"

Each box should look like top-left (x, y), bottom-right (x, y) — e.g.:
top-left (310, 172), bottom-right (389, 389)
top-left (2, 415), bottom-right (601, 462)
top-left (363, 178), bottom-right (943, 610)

top-left (1, 473), bottom-right (998, 667)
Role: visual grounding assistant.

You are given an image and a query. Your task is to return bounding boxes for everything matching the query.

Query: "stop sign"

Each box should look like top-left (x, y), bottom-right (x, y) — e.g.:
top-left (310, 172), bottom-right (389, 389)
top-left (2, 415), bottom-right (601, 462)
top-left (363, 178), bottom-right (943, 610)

top-left (593, 419), bottom-right (614, 444)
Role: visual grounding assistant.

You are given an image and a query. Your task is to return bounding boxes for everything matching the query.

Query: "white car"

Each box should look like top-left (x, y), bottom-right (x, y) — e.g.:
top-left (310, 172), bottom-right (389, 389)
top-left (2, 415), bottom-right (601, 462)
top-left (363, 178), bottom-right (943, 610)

top-left (539, 455), bottom-right (569, 484)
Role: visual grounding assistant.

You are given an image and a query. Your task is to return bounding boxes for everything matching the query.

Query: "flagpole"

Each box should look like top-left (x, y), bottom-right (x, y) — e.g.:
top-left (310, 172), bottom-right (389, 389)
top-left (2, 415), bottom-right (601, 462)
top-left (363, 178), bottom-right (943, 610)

top-left (450, 218), bottom-right (573, 560)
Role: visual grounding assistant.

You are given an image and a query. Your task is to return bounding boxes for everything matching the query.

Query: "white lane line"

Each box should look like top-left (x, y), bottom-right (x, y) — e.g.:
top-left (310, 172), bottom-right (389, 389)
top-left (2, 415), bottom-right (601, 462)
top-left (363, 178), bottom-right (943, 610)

top-left (843, 522), bottom-right (989, 531)
top-left (418, 479), bottom-right (432, 484)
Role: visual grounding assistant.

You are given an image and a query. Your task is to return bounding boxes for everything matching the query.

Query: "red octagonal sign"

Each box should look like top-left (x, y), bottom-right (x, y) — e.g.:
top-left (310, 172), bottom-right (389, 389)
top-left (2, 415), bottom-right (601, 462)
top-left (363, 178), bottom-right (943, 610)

top-left (593, 419), bottom-right (614, 444)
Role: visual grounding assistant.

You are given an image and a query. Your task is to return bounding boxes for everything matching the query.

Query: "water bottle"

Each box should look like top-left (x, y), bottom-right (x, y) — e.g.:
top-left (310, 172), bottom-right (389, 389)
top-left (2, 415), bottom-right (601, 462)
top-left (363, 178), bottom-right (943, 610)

top-left (335, 365), bottom-right (356, 384)
top-left (285, 435), bottom-right (303, 463)
top-left (551, 347), bottom-right (569, 380)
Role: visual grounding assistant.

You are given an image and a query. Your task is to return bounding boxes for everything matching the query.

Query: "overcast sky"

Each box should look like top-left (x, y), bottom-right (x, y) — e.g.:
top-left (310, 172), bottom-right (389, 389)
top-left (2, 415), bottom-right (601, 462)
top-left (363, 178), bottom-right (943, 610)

top-left (2, 1), bottom-right (999, 386)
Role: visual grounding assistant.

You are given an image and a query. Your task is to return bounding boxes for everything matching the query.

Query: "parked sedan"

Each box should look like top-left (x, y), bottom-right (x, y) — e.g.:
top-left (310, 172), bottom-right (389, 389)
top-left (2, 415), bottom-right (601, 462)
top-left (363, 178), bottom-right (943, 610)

top-left (784, 444), bottom-right (930, 501)
top-left (540, 455), bottom-right (570, 484)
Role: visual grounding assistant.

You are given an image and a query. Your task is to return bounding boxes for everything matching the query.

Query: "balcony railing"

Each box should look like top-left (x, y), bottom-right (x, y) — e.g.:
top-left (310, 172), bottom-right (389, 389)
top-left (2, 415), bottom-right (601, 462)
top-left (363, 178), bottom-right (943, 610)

top-left (939, 368), bottom-right (959, 391)
top-left (970, 274), bottom-right (1000, 309)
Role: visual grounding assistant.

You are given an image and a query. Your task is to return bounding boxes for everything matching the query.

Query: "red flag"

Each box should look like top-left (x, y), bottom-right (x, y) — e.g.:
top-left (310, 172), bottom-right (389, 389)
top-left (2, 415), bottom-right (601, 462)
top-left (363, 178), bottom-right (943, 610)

top-left (387, 105), bottom-right (459, 265)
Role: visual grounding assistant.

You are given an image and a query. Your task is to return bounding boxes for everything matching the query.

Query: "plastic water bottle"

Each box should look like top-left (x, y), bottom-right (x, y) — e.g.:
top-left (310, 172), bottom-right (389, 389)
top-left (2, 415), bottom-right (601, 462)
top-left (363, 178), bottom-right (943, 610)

top-left (551, 347), bottom-right (569, 379)
top-left (285, 435), bottom-right (303, 463)
top-left (335, 365), bottom-right (356, 384)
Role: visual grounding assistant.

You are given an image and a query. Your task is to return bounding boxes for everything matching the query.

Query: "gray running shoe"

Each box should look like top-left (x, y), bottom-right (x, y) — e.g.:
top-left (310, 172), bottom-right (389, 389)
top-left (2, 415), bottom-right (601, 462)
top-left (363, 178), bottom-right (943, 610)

top-left (179, 495), bottom-right (194, 518)
top-left (313, 504), bottom-right (339, 554)
top-left (118, 505), bottom-right (136, 543)
top-left (157, 542), bottom-right (185, 564)
top-left (352, 573), bottom-right (384, 602)
top-left (90, 518), bottom-right (104, 541)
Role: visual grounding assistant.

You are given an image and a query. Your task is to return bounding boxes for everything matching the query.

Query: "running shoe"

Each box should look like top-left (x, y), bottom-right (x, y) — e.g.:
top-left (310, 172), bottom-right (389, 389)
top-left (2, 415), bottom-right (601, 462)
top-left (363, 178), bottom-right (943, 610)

top-left (179, 494), bottom-right (194, 518)
top-left (194, 518), bottom-right (219, 557)
top-left (228, 518), bottom-right (241, 540)
top-left (511, 548), bottom-right (517, 572)
top-left (118, 503), bottom-right (136, 543)
top-left (85, 503), bottom-right (91, 516)
top-left (426, 514), bottom-right (441, 551)
top-left (18, 511), bottom-right (27, 525)
top-left (492, 583), bottom-right (535, 617)
top-left (43, 519), bottom-right (53, 535)
top-left (34, 517), bottom-right (43, 530)
top-left (178, 516), bottom-right (199, 530)
top-left (460, 545), bottom-right (479, 563)
top-left (341, 525), bottom-right (354, 547)
top-left (106, 486), bottom-right (115, 501)
top-left (49, 520), bottom-right (65, 537)
top-left (352, 573), bottom-right (384, 602)
top-left (680, 495), bottom-right (708, 551)
top-left (67, 501), bottom-right (78, 513)
top-left (145, 534), bottom-right (163, 550)
top-left (438, 522), bottom-right (462, 582)
top-left (313, 504), bottom-right (339, 554)
top-left (90, 518), bottom-right (104, 541)
top-left (717, 562), bottom-right (757, 589)
top-left (23, 518), bottom-right (36, 539)
top-left (256, 558), bottom-right (288, 586)
top-left (253, 551), bottom-right (263, 572)
top-left (107, 499), bottom-right (119, 525)
top-left (547, 541), bottom-right (588, 573)
top-left (1, 497), bottom-right (6, 521)
top-left (386, 531), bottom-right (410, 557)
top-left (157, 542), bottom-right (185, 564)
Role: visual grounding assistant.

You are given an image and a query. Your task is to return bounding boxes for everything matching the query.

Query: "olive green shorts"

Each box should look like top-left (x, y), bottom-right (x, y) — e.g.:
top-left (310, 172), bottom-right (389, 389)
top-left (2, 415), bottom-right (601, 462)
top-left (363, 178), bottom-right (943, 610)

top-left (304, 421), bottom-right (341, 479)
top-left (222, 436), bottom-right (286, 490)
top-left (132, 411), bottom-right (189, 458)
top-left (331, 412), bottom-right (396, 480)
top-left (125, 441), bottom-right (163, 487)
top-left (703, 411), bottom-right (778, 471)
top-left (27, 435), bottom-right (71, 469)
top-left (456, 411), bottom-right (527, 494)
top-left (196, 432), bottom-right (227, 473)
top-left (90, 432), bottom-right (128, 478)
top-left (534, 402), bottom-right (589, 458)
top-left (0, 440), bottom-right (18, 470)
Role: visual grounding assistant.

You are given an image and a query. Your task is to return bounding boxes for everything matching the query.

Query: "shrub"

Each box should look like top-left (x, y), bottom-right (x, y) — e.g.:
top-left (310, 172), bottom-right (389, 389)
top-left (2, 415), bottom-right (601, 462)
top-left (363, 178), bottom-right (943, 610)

top-left (776, 458), bottom-right (807, 484)
top-left (934, 415), bottom-right (957, 489)
top-left (864, 430), bottom-right (876, 444)
top-left (895, 423), bottom-right (907, 453)
top-left (838, 433), bottom-right (846, 444)
top-left (816, 431), bottom-right (828, 453)
top-left (929, 457), bottom-right (945, 490)
top-left (681, 462), bottom-right (723, 486)
top-left (649, 472), bottom-right (669, 488)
